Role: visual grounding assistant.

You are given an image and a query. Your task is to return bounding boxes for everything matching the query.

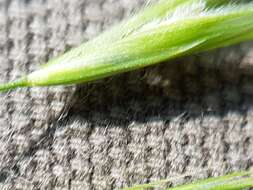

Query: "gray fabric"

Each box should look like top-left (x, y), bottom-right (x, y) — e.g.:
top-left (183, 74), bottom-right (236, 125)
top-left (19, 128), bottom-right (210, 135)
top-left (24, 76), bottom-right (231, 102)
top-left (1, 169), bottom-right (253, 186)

top-left (0, 0), bottom-right (253, 189)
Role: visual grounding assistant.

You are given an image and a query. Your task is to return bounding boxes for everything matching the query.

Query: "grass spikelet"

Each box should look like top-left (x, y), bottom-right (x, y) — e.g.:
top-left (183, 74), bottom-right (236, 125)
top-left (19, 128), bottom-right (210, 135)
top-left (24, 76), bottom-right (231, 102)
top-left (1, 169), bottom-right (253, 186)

top-left (1, 0), bottom-right (253, 92)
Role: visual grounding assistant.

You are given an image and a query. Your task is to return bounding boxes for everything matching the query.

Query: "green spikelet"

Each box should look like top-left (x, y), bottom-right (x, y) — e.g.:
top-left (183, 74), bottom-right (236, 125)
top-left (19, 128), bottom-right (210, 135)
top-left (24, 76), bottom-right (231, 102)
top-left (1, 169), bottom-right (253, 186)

top-left (1, 0), bottom-right (253, 92)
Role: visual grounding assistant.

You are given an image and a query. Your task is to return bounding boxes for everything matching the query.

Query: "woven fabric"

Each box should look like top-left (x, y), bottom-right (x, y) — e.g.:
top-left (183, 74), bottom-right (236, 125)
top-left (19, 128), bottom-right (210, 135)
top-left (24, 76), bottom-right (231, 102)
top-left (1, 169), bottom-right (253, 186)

top-left (0, 0), bottom-right (253, 189)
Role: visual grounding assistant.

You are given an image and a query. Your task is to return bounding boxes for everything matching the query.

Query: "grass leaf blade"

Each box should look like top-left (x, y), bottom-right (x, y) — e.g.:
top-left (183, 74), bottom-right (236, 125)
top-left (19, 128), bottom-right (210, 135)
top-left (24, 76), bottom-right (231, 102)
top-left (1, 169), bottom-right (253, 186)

top-left (122, 171), bottom-right (253, 190)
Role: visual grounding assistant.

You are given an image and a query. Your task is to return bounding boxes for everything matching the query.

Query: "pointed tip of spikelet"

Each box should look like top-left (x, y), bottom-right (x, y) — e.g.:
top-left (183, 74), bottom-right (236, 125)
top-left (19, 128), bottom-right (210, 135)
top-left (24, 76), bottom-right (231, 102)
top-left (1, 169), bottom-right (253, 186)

top-left (0, 78), bottom-right (28, 92)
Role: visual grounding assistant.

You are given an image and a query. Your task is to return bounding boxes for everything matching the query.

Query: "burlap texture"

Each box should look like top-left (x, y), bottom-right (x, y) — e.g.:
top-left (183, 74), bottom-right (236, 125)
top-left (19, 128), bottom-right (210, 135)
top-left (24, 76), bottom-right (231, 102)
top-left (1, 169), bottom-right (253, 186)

top-left (0, 0), bottom-right (253, 189)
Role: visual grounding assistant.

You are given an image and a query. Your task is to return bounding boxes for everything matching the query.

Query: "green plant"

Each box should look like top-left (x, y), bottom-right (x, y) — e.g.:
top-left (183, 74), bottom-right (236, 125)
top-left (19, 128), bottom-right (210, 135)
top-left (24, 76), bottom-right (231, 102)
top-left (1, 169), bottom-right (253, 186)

top-left (1, 0), bottom-right (253, 92)
top-left (122, 171), bottom-right (253, 190)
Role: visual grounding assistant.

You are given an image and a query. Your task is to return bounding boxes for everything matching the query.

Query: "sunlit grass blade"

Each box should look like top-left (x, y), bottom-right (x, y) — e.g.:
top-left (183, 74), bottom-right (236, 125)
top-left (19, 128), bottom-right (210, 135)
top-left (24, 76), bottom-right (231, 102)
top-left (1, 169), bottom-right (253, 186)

top-left (122, 171), bottom-right (253, 190)
top-left (1, 0), bottom-right (253, 92)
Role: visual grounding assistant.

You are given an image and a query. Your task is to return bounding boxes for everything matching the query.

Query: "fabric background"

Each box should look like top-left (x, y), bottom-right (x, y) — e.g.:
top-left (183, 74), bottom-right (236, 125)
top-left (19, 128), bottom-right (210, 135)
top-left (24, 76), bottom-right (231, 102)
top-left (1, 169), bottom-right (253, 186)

top-left (0, 0), bottom-right (253, 189)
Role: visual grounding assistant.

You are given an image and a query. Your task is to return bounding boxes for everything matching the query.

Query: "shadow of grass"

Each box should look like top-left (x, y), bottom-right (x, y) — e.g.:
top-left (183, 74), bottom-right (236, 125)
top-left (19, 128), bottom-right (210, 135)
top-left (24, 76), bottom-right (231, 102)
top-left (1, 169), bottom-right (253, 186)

top-left (64, 50), bottom-right (253, 127)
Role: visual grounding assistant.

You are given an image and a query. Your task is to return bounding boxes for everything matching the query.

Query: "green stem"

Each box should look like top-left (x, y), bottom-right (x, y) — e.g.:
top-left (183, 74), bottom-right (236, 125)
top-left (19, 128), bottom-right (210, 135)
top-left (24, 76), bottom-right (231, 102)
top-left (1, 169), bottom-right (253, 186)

top-left (0, 78), bottom-right (28, 92)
